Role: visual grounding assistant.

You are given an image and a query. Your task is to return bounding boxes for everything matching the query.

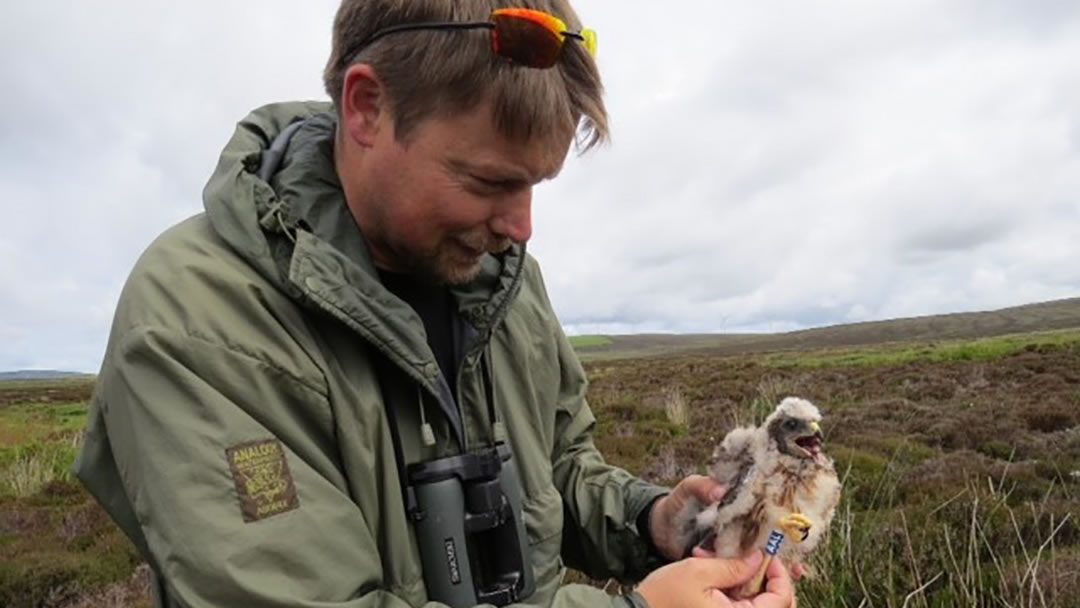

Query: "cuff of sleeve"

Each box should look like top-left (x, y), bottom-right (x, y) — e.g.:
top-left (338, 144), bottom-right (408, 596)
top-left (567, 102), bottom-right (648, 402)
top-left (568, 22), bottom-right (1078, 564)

top-left (635, 494), bottom-right (666, 554)
top-left (621, 480), bottom-right (672, 579)
top-left (625, 481), bottom-right (670, 532)
top-left (621, 589), bottom-right (651, 608)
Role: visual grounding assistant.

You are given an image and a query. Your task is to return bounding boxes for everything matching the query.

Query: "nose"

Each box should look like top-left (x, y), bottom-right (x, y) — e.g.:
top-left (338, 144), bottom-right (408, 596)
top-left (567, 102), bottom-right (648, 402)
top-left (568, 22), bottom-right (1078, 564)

top-left (488, 188), bottom-right (533, 243)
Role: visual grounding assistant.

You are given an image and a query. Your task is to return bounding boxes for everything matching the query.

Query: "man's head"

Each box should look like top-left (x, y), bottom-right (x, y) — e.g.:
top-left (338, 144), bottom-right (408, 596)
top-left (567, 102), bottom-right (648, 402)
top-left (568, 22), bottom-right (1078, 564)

top-left (324, 0), bottom-right (607, 285)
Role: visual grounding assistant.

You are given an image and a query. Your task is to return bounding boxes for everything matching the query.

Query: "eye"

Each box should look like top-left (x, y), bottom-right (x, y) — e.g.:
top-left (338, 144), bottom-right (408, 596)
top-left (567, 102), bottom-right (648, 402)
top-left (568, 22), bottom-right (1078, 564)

top-left (471, 174), bottom-right (514, 189)
top-left (468, 173), bottom-right (529, 195)
top-left (784, 419), bottom-right (799, 431)
top-left (471, 174), bottom-right (500, 187)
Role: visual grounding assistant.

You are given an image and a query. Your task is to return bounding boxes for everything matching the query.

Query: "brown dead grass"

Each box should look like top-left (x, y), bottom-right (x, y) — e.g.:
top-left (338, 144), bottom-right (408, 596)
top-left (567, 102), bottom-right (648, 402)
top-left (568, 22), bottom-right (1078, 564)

top-left (3, 336), bottom-right (1078, 606)
top-left (0, 379), bottom-right (95, 409)
top-left (584, 341), bottom-right (1080, 606)
top-left (41, 564), bottom-right (152, 608)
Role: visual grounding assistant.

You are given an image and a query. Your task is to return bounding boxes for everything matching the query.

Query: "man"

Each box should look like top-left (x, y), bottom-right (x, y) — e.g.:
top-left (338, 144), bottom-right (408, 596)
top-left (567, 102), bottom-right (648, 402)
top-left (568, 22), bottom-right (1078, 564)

top-left (75, 1), bottom-right (794, 607)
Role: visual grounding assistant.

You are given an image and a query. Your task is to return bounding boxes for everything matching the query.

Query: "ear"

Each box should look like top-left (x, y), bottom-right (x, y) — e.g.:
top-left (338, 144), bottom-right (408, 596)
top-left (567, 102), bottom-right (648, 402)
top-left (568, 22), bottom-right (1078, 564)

top-left (340, 63), bottom-right (389, 148)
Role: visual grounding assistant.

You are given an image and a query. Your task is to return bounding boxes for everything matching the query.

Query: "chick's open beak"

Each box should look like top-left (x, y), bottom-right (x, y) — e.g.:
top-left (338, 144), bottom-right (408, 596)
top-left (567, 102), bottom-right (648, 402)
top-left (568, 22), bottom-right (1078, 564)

top-left (794, 421), bottom-right (826, 461)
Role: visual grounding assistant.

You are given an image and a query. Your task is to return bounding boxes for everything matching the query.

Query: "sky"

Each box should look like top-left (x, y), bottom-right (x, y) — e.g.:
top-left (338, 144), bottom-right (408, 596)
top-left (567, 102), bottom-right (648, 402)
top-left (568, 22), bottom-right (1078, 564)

top-left (2, 1), bottom-right (1078, 372)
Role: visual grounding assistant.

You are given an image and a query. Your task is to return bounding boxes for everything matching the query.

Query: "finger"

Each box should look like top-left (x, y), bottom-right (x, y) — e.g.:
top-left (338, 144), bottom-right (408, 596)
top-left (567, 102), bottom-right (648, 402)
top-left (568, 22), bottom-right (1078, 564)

top-left (678, 474), bottom-right (729, 505)
top-left (748, 556), bottom-right (794, 608)
top-left (708, 588), bottom-right (734, 607)
top-left (791, 563), bottom-right (806, 581)
top-left (765, 555), bottom-right (794, 595)
top-left (677, 474), bottom-right (713, 502)
top-left (695, 551), bottom-right (764, 588)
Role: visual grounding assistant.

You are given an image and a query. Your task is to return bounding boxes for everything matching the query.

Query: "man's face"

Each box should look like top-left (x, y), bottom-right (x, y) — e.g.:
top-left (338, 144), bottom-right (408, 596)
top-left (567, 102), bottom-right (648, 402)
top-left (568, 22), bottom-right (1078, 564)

top-left (348, 99), bottom-right (570, 285)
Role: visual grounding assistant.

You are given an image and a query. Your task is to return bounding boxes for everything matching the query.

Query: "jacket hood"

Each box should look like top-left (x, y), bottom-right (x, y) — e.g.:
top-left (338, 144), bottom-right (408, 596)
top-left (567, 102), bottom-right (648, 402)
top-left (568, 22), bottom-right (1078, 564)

top-left (202, 102), bottom-right (526, 446)
top-left (202, 101), bottom-right (525, 332)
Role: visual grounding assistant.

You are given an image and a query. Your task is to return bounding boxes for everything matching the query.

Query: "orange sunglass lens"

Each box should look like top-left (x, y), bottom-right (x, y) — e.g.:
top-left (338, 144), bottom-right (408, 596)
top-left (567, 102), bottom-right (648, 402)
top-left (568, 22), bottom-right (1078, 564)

top-left (491, 12), bottom-right (564, 68)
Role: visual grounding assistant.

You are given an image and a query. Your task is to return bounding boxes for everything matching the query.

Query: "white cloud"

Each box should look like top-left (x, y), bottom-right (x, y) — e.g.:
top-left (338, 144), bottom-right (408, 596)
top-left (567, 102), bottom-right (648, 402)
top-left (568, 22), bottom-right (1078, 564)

top-left (535, 0), bottom-right (1080, 334)
top-left (1, 0), bottom-right (1078, 371)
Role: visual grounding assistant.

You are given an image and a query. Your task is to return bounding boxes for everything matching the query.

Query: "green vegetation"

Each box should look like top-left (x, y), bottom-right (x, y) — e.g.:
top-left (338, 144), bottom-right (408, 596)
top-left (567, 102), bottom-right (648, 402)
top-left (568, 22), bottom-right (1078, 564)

top-left (0, 376), bottom-right (97, 395)
top-left (0, 402), bottom-right (88, 497)
top-left (765, 330), bottom-right (1080, 369)
top-left (4, 323), bottom-right (1080, 606)
top-left (581, 335), bottom-right (1080, 606)
top-left (2, 437), bottom-right (84, 498)
top-left (573, 297), bottom-right (1080, 361)
top-left (0, 401), bottom-right (88, 440)
top-left (568, 335), bottom-right (614, 349)
top-left (0, 383), bottom-right (148, 608)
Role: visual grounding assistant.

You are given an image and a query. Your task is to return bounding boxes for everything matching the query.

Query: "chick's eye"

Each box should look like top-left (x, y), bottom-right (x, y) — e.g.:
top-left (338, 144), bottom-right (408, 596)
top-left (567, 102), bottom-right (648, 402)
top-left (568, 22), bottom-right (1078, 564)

top-left (784, 419), bottom-right (799, 430)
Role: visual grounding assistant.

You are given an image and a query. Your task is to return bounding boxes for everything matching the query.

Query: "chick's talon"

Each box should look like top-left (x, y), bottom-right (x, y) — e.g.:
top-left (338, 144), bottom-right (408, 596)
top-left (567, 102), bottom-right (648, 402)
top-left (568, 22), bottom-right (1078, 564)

top-left (779, 513), bottom-right (813, 542)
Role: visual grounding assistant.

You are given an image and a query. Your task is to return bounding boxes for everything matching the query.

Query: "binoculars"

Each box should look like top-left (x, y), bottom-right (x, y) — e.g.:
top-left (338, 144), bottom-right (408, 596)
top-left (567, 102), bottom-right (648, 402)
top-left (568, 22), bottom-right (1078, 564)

top-left (407, 443), bottom-right (535, 607)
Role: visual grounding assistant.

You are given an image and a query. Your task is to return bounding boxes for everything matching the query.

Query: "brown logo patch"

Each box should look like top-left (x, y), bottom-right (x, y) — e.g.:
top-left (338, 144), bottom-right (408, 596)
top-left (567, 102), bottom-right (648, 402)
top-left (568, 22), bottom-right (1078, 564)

top-left (226, 440), bottom-right (299, 522)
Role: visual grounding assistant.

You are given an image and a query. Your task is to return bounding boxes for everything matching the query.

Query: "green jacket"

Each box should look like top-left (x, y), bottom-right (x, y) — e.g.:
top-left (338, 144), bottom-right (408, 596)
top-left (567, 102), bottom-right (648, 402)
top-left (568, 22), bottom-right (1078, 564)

top-left (75, 102), bottom-right (668, 608)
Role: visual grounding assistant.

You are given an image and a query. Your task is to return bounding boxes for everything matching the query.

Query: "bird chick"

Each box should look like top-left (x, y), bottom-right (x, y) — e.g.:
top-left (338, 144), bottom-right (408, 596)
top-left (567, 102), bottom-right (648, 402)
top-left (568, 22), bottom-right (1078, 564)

top-left (676, 397), bottom-right (841, 599)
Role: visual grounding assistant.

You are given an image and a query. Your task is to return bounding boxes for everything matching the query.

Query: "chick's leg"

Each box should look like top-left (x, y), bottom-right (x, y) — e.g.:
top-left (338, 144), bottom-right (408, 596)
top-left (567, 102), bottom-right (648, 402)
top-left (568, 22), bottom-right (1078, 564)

top-left (733, 513), bottom-right (812, 599)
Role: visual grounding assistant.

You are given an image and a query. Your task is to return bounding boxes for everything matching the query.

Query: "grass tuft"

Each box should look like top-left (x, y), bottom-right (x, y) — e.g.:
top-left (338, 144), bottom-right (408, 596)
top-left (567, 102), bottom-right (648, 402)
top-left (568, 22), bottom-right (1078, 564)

top-left (1, 433), bottom-right (84, 498)
top-left (662, 386), bottom-right (689, 428)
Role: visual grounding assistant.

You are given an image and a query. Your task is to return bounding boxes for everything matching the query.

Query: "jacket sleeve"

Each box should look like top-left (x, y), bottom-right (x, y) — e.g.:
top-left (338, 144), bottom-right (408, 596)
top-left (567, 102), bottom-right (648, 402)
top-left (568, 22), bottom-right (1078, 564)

top-left (80, 325), bottom-right (643, 608)
top-left (547, 325), bottom-right (671, 583)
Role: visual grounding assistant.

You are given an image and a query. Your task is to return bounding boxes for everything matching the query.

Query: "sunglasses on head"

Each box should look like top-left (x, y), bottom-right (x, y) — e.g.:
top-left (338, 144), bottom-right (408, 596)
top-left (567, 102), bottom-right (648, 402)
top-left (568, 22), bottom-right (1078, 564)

top-left (348, 8), bottom-right (597, 69)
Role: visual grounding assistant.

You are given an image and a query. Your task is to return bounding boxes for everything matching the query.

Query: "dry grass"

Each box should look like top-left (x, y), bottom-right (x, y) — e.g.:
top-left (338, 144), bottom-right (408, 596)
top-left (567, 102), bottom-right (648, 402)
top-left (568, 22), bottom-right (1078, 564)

top-left (733, 375), bottom-right (801, 428)
top-left (3, 330), bottom-right (1079, 606)
top-left (1, 394), bottom-right (143, 608)
top-left (798, 473), bottom-right (1076, 607)
top-left (584, 337), bottom-right (1080, 606)
top-left (662, 386), bottom-right (690, 428)
top-left (0, 378), bottom-right (95, 408)
top-left (41, 564), bottom-right (152, 608)
top-left (6, 451), bottom-right (61, 498)
top-left (3, 433), bottom-right (83, 498)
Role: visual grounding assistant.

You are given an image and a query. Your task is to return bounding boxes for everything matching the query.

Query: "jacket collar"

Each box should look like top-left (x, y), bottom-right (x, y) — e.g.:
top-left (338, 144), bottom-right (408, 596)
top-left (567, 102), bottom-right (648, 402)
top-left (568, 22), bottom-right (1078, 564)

top-left (202, 102), bottom-right (526, 442)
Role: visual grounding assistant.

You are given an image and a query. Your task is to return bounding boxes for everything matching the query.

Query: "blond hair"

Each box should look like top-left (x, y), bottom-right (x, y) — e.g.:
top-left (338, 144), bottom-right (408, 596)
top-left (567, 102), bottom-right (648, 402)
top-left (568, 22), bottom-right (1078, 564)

top-left (323, 0), bottom-right (607, 151)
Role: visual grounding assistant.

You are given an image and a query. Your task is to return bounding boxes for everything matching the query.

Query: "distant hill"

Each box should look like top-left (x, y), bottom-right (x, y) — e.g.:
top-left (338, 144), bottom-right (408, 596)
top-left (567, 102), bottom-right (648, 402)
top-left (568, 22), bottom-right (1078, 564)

top-left (572, 296), bottom-right (1080, 359)
top-left (0, 370), bottom-right (92, 382)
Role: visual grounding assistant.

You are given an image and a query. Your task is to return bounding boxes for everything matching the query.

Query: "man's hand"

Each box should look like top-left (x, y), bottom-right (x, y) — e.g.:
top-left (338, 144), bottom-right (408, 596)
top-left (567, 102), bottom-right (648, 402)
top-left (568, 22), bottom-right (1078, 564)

top-left (648, 474), bottom-right (728, 560)
top-left (692, 546), bottom-right (809, 582)
top-left (636, 550), bottom-right (794, 608)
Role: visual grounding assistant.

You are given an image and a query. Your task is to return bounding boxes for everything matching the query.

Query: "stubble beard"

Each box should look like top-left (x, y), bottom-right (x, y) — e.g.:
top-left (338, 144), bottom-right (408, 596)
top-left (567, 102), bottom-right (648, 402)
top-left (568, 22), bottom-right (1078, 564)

top-left (387, 229), bottom-right (513, 286)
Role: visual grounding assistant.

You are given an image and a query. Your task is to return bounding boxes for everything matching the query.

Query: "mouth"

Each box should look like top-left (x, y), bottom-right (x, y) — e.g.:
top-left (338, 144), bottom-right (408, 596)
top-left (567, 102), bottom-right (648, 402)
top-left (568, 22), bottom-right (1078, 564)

top-left (794, 433), bottom-right (824, 460)
top-left (453, 240), bottom-right (487, 260)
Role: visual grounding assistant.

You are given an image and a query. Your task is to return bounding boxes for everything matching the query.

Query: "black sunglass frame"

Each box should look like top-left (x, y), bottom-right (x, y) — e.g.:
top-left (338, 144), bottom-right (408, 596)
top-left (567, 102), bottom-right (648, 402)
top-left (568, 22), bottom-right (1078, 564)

top-left (344, 20), bottom-right (586, 66)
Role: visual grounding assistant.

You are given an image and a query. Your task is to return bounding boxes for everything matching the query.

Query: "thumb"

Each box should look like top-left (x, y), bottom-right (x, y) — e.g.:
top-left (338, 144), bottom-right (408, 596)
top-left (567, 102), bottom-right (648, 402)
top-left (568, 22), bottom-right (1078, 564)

top-left (695, 550), bottom-right (764, 589)
top-left (677, 474), bottom-right (722, 504)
